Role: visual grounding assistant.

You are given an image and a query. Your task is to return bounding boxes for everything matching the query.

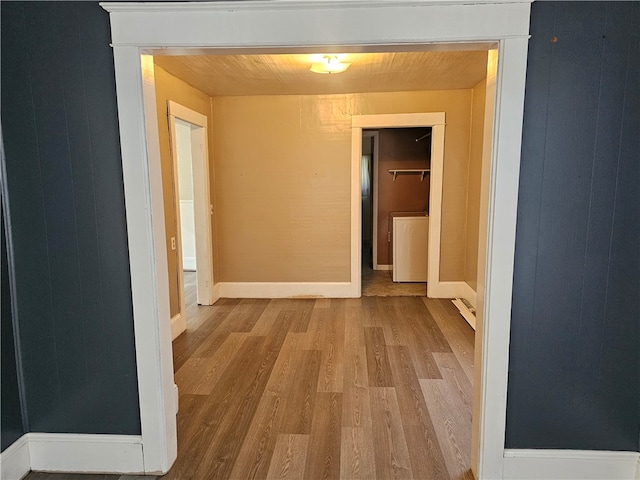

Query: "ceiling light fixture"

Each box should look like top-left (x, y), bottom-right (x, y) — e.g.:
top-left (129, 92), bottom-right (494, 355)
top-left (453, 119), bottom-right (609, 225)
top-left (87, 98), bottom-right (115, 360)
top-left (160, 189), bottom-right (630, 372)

top-left (309, 55), bottom-right (351, 74)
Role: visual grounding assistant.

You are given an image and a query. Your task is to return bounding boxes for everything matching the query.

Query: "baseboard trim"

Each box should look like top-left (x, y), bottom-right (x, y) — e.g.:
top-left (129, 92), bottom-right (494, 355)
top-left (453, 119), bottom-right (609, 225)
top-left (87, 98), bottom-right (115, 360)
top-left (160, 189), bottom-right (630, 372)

top-left (428, 281), bottom-right (476, 304)
top-left (215, 282), bottom-right (357, 298)
top-left (1, 434), bottom-right (30, 480)
top-left (182, 257), bottom-right (196, 271)
top-left (29, 433), bottom-right (144, 474)
top-left (170, 312), bottom-right (186, 340)
top-left (374, 264), bottom-right (393, 271)
top-left (503, 449), bottom-right (640, 480)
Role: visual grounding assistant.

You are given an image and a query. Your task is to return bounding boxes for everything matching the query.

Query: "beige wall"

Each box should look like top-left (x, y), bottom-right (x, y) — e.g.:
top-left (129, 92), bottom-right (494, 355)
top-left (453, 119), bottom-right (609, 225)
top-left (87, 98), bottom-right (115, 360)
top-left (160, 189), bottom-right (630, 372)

top-left (465, 79), bottom-right (487, 290)
top-left (212, 89), bottom-right (475, 283)
top-left (153, 64), bottom-right (214, 317)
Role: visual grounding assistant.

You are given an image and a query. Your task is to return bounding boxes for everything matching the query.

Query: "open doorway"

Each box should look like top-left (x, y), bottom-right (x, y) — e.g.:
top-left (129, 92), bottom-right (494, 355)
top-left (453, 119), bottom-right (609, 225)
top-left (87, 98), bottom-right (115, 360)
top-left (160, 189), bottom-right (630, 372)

top-left (167, 101), bottom-right (215, 340)
top-left (105, 1), bottom-right (531, 476)
top-left (361, 127), bottom-right (433, 297)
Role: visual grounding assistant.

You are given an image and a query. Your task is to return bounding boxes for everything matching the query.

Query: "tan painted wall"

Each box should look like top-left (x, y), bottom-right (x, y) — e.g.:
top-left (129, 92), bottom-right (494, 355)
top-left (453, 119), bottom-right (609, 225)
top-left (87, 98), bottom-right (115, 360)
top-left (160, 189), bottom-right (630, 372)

top-left (212, 89), bottom-right (474, 283)
top-left (465, 79), bottom-right (487, 290)
top-left (153, 64), bottom-right (214, 317)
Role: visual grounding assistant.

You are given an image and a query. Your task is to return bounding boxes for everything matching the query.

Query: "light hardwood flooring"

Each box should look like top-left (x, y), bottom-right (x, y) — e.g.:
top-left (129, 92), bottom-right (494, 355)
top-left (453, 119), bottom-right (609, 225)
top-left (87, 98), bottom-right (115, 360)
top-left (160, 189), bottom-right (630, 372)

top-left (361, 244), bottom-right (427, 297)
top-left (24, 274), bottom-right (474, 480)
top-left (165, 272), bottom-right (474, 479)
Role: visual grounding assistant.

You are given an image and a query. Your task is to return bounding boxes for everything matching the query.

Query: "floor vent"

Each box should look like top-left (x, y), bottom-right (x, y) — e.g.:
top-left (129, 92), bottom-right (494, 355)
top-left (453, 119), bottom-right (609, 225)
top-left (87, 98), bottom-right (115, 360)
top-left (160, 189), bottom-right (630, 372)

top-left (452, 298), bottom-right (476, 330)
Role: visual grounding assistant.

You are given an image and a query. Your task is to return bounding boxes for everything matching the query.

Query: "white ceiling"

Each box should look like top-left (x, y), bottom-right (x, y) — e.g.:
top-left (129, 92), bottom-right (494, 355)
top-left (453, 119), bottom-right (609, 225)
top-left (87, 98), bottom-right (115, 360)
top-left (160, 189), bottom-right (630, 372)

top-left (153, 50), bottom-right (489, 97)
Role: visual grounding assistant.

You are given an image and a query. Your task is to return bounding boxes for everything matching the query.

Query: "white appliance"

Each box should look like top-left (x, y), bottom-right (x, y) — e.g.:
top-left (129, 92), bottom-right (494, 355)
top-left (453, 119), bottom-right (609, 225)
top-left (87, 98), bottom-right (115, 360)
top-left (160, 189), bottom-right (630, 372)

top-left (392, 213), bottom-right (429, 282)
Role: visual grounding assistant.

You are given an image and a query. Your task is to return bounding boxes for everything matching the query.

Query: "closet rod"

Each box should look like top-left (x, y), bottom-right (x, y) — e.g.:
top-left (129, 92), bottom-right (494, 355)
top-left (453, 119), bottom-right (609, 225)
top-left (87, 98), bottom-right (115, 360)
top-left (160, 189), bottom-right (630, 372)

top-left (415, 131), bottom-right (431, 142)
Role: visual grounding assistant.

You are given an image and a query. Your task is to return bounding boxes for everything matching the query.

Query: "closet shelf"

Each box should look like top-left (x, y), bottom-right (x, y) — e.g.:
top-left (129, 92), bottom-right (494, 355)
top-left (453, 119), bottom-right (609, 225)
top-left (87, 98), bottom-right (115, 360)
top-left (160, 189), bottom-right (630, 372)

top-left (388, 169), bottom-right (430, 181)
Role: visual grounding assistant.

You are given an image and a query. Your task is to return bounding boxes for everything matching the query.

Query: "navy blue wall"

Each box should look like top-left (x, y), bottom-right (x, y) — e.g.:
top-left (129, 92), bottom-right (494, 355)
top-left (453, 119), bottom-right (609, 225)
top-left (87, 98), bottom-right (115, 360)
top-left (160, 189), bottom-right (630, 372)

top-left (508, 2), bottom-right (640, 450)
top-left (1, 2), bottom-right (140, 435)
top-left (1, 200), bottom-right (25, 452)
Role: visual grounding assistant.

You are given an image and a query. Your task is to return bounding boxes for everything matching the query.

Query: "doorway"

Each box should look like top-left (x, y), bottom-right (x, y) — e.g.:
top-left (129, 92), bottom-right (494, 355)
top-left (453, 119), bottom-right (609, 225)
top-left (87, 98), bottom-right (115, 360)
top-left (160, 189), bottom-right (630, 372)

top-left (167, 101), bottom-right (215, 339)
top-left (104, 2), bottom-right (531, 477)
top-left (361, 127), bottom-right (434, 297)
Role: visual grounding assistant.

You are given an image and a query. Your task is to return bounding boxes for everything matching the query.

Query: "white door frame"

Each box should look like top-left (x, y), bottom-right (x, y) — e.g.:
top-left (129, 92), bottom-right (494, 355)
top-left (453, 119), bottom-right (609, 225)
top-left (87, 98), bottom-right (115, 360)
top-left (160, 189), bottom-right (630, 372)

top-left (361, 130), bottom-right (380, 270)
top-left (352, 113), bottom-right (445, 294)
top-left (167, 101), bottom-right (215, 317)
top-left (101, 1), bottom-right (531, 477)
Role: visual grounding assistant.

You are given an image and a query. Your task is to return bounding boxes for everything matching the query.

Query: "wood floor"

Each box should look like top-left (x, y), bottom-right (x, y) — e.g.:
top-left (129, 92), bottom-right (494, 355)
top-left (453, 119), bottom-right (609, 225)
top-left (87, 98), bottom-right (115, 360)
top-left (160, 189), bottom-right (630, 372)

top-left (24, 275), bottom-right (474, 480)
top-left (164, 273), bottom-right (475, 480)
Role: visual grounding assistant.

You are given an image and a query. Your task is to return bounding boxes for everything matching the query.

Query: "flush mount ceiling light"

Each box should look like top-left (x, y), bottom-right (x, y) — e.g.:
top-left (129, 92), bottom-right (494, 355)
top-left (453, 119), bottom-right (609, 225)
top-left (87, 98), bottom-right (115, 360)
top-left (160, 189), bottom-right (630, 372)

top-left (309, 55), bottom-right (351, 74)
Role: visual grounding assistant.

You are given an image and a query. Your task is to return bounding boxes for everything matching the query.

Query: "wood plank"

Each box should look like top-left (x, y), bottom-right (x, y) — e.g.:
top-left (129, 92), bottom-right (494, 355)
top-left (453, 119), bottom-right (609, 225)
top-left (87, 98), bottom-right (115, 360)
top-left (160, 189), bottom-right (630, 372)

top-left (249, 299), bottom-right (290, 336)
top-left (361, 296), bottom-right (384, 327)
top-left (342, 349), bottom-right (372, 428)
top-left (289, 299), bottom-right (315, 332)
top-left (340, 427), bottom-right (377, 480)
top-left (174, 332), bottom-right (248, 395)
top-left (420, 378), bottom-right (473, 480)
top-left (388, 346), bottom-right (449, 480)
top-left (279, 349), bottom-right (322, 434)
top-left (344, 305), bottom-right (366, 353)
top-left (424, 298), bottom-right (474, 382)
top-left (303, 392), bottom-right (343, 480)
top-left (264, 332), bottom-right (306, 397)
top-left (266, 434), bottom-right (310, 480)
top-left (397, 297), bottom-right (452, 353)
top-left (433, 352), bottom-right (473, 408)
top-left (189, 336), bottom-right (272, 478)
top-left (317, 300), bottom-right (346, 392)
top-left (302, 303), bottom-right (329, 350)
top-left (364, 327), bottom-right (394, 387)
top-left (229, 394), bottom-right (283, 479)
top-left (369, 387), bottom-right (413, 480)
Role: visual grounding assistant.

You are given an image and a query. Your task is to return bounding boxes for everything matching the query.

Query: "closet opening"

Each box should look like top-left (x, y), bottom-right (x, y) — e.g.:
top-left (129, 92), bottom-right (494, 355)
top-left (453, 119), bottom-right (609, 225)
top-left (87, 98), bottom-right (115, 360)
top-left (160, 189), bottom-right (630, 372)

top-left (360, 127), bottom-right (432, 297)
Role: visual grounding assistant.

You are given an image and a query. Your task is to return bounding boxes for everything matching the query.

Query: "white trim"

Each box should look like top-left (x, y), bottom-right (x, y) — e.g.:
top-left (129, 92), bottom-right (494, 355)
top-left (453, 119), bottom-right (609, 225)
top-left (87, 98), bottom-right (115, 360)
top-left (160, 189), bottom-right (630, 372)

top-left (168, 100), bottom-right (215, 307)
top-left (101, 1), bottom-right (532, 475)
top-left (375, 264), bottom-right (393, 271)
top-left (1, 435), bottom-right (30, 480)
top-left (112, 51), bottom-right (177, 474)
top-left (102, 1), bottom-right (531, 49)
top-left (170, 313), bottom-right (185, 341)
top-left (215, 282), bottom-right (355, 299)
top-left (472, 37), bottom-right (529, 480)
top-left (167, 108), bottom-right (188, 331)
top-left (27, 434), bottom-right (142, 475)
top-left (367, 131), bottom-right (380, 270)
top-left (503, 449), bottom-right (640, 480)
top-left (428, 280), bottom-right (476, 303)
top-left (636, 455), bottom-right (640, 480)
top-left (352, 113), bottom-right (445, 301)
top-left (103, 0), bottom-right (533, 13)
top-left (182, 257), bottom-right (196, 271)
top-left (168, 100), bottom-right (207, 126)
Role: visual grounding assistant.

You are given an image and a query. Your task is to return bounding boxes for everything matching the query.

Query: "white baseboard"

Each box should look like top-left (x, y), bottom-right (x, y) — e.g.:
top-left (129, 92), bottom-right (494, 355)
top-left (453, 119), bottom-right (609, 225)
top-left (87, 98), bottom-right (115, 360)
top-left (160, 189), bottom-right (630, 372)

top-left (1, 434), bottom-right (30, 480)
top-left (503, 449), bottom-right (640, 480)
top-left (374, 264), bottom-right (393, 271)
top-left (29, 433), bottom-right (144, 474)
top-left (182, 257), bottom-right (196, 271)
top-left (1, 434), bottom-right (144, 477)
top-left (428, 280), bottom-right (477, 305)
top-left (170, 312), bottom-right (186, 340)
top-left (215, 282), bottom-right (357, 298)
